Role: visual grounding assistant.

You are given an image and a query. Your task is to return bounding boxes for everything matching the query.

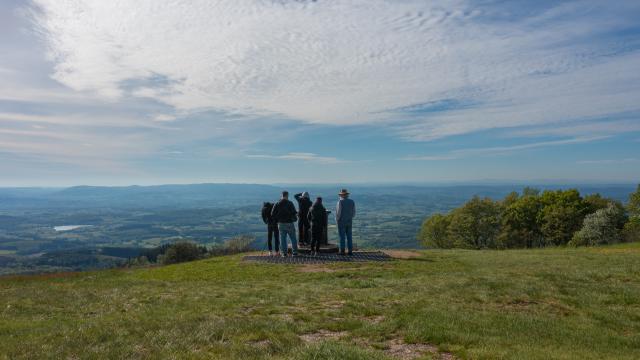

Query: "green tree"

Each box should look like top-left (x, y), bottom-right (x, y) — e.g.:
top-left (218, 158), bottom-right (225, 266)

top-left (502, 191), bottom-right (520, 208)
top-left (570, 204), bottom-right (624, 246)
top-left (628, 184), bottom-right (640, 219)
top-left (623, 219), bottom-right (640, 243)
top-left (538, 189), bottom-right (588, 246)
top-left (498, 194), bottom-right (543, 248)
top-left (418, 213), bottom-right (453, 248)
top-left (623, 185), bottom-right (640, 242)
top-left (448, 196), bottom-right (501, 249)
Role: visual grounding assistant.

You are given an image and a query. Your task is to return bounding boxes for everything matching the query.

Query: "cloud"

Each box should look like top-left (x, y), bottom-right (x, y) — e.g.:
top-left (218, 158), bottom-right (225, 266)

top-left (29, 0), bottom-right (640, 140)
top-left (0, 112), bottom-right (166, 128)
top-left (246, 152), bottom-right (346, 164)
top-left (403, 136), bottom-right (606, 161)
top-left (507, 118), bottom-right (640, 138)
top-left (577, 158), bottom-right (639, 164)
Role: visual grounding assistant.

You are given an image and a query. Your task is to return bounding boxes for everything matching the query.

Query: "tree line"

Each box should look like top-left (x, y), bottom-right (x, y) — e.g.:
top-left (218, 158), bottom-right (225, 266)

top-left (418, 185), bottom-right (640, 249)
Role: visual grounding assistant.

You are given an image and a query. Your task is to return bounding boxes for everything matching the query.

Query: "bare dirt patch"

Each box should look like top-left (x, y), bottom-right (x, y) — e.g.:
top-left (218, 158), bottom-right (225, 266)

top-left (362, 315), bottom-right (385, 324)
top-left (383, 250), bottom-right (423, 260)
top-left (324, 300), bottom-right (346, 309)
top-left (385, 339), bottom-right (456, 360)
top-left (299, 329), bottom-right (349, 343)
top-left (248, 339), bottom-right (271, 348)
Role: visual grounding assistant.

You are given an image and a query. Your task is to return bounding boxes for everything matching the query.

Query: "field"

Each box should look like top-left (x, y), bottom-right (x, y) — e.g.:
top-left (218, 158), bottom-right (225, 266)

top-left (1, 243), bottom-right (639, 359)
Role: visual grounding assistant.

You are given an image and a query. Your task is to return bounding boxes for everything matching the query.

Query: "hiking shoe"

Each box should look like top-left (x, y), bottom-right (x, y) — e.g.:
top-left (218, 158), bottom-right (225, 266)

top-left (268, 251), bottom-right (273, 256)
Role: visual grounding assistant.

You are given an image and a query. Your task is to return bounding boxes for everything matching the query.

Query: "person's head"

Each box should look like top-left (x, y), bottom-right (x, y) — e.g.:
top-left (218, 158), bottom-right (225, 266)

top-left (338, 188), bottom-right (350, 198)
top-left (315, 196), bottom-right (323, 205)
top-left (282, 191), bottom-right (289, 199)
top-left (302, 191), bottom-right (310, 199)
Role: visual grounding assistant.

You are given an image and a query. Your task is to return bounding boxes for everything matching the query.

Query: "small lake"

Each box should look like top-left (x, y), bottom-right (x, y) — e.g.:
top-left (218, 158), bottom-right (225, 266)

top-left (53, 225), bottom-right (93, 232)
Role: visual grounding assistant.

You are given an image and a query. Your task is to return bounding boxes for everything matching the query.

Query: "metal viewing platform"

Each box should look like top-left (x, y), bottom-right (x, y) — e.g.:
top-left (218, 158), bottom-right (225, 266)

top-left (243, 251), bottom-right (391, 264)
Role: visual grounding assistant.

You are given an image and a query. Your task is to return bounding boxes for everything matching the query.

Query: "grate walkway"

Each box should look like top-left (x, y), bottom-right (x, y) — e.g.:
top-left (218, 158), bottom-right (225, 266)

top-left (243, 251), bottom-right (392, 264)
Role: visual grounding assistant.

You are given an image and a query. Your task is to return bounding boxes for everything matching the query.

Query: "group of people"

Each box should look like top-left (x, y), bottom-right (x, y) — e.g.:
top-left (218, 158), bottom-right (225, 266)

top-left (261, 189), bottom-right (356, 257)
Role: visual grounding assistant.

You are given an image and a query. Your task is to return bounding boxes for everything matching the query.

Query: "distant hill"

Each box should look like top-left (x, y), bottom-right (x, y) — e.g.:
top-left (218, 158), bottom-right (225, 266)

top-left (1, 183), bottom-right (635, 209)
top-left (0, 183), bottom-right (281, 209)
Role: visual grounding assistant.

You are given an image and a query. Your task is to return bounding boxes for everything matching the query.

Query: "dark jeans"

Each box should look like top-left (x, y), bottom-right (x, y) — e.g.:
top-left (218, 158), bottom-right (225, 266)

top-left (267, 224), bottom-right (279, 252)
top-left (298, 220), bottom-right (310, 244)
top-left (310, 226), bottom-right (323, 252)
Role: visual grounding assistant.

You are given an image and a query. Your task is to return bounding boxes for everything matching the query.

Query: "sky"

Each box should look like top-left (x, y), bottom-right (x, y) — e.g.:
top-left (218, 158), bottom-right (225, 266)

top-left (0, 0), bottom-right (639, 186)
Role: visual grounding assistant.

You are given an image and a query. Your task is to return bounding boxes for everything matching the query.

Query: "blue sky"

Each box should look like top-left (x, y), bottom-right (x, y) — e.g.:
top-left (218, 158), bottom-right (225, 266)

top-left (0, 0), bottom-right (639, 186)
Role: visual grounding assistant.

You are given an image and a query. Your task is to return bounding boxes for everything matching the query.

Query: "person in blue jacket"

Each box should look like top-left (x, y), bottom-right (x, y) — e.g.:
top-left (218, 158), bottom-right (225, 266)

top-left (335, 189), bottom-right (356, 255)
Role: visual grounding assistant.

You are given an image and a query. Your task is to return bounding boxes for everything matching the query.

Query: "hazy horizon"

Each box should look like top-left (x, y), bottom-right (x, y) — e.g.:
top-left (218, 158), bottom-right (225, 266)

top-left (1, 180), bottom-right (638, 189)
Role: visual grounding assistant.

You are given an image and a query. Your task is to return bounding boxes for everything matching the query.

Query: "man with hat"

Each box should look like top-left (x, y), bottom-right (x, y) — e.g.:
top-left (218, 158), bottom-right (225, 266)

top-left (336, 188), bottom-right (356, 255)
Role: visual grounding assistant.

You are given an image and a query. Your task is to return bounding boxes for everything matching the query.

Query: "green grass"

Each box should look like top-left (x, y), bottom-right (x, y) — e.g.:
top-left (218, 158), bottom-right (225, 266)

top-left (1, 244), bottom-right (639, 359)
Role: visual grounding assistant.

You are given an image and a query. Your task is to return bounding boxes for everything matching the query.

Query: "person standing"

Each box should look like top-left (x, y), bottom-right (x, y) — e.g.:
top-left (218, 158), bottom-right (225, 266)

top-left (307, 197), bottom-right (327, 256)
top-left (336, 189), bottom-right (356, 255)
top-left (271, 191), bottom-right (299, 257)
top-left (294, 192), bottom-right (312, 245)
top-left (261, 202), bottom-right (279, 256)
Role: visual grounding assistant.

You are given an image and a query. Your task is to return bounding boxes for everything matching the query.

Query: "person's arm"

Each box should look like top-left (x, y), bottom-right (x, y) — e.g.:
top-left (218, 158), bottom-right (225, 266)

top-left (288, 201), bottom-right (298, 221)
top-left (351, 200), bottom-right (356, 219)
top-left (271, 202), bottom-right (279, 222)
top-left (294, 193), bottom-right (302, 201)
top-left (307, 207), bottom-right (313, 223)
top-left (261, 207), bottom-right (268, 224)
top-left (336, 200), bottom-right (342, 223)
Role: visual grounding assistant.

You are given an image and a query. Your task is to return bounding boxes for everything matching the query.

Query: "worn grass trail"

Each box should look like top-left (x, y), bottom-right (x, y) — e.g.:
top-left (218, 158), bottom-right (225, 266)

top-left (1, 244), bottom-right (640, 359)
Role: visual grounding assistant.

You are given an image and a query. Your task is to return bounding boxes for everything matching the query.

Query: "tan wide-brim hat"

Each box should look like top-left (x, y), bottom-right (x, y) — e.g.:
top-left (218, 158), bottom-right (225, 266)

top-left (338, 189), bottom-right (350, 196)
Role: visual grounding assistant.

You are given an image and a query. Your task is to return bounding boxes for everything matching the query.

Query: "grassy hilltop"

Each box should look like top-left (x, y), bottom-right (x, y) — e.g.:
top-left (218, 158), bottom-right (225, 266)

top-left (1, 244), bottom-right (639, 360)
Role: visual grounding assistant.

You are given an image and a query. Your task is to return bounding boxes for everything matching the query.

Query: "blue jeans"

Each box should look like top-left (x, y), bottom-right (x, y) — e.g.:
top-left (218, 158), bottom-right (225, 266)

top-left (338, 223), bottom-right (353, 253)
top-left (278, 222), bottom-right (298, 255)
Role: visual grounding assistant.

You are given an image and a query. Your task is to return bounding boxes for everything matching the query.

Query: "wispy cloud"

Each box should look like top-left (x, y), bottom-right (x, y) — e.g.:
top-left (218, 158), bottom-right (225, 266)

top-left (577, 158), bottom-right (639, 164)
top-left (403, 137), bottom-right (607, 161)
top-left (29, 0), bottom-right (640, 141)
top-left (507, 118), bottom-right (640, 138)
top-left (246, 152), bottom-right (346, 164)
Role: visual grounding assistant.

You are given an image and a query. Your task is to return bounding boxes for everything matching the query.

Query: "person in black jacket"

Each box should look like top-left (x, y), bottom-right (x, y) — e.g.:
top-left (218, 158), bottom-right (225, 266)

top-left (271, 191), bottom-right (299, 257)
top-left (294, 192), bottom-right (312, 245)
top-left (307, 197), bottom-right (327, 255)
top-left (261, 202), bottom-right (280, 256)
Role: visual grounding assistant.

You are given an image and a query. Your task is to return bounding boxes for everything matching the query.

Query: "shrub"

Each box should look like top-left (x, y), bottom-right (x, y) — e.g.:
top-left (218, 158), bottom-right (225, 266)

top-left (570, 204), bottom-right (624, 246)
top-left (160, 242), bottom-right (208, 265)
top-left (208, 235), bottom-right (255, 256)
